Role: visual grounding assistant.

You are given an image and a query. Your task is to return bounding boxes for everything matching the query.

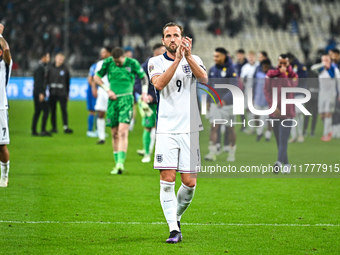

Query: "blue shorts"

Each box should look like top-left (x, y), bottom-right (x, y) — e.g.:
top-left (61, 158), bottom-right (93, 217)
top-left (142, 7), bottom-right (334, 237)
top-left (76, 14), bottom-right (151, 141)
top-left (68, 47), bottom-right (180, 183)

top-left (86, 85), bottom-right (96, 111)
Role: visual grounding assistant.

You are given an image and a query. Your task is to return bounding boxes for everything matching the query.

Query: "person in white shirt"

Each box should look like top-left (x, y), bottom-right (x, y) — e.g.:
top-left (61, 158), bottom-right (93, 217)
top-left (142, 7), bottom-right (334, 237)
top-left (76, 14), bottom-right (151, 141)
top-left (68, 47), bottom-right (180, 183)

top-left (311, 54), bottom-right (340, 141)
top-left (92, 47), bottom-right (111, 144)
top-left (0, 24), bottom-right (12, 188)
top-left (240, 51), bottom-right (259, 134)
top-left (148, 22), bottom-right (207, 244)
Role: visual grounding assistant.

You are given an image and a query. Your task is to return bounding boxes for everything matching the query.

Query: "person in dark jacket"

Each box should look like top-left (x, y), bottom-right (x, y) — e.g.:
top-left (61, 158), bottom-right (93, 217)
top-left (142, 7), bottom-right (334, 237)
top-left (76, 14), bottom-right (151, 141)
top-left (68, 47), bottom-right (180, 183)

top-left (287, 53), bottom-right (308, 143)
top-left (204, 47), bottom-right (238, 162)
top-left (47, 53), bottom-right (73, 134)
top-left (31, 52), bottom-right (51, 136)
top-left (264, 54), bottom-right (298, 173)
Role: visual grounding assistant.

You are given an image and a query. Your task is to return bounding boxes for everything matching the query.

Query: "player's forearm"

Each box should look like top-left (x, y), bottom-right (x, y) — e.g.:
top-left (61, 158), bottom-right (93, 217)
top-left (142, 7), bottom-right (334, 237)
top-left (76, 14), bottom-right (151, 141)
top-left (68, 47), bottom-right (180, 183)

top-left (0, 36), bottom-right (11, 65)
top-left (152, 59), bottom-right (181, 90)
top-left (87, 76), bottom-right (93, 85)
top-left (311, 63), bottom-right (323, 73)
top-left (141, 75), bottom-right (149, 94)
top-left (94, 75), bottom-right (110, 92)
top-left (185, 55), bottom-right (208, 83)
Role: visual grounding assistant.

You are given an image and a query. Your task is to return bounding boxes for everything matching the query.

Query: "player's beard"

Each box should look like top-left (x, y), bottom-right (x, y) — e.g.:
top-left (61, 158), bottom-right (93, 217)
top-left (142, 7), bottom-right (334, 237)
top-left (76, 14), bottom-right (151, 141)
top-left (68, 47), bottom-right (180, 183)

top-left (165, 43), bottom-right (178, 54)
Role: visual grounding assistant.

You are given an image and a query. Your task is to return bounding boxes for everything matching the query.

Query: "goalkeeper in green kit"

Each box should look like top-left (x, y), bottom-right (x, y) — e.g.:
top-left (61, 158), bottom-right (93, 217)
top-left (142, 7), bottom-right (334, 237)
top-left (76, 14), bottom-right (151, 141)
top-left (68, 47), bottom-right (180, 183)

top-left (94, 47), bottom-right (148, 174)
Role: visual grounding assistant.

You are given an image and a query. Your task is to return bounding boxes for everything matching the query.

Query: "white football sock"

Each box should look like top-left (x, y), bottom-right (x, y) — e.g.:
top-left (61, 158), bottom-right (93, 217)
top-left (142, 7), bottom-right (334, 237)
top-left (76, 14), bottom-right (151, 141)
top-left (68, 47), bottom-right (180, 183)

top-left (149, 128), bottom-right (156, 155)
top-left (257, 115), bottom-right (266, 136)
top-left (297, 113), bottom-right (304, 137)
top-left (1, 161), bottom-right (10, 179)
top-left (208, 144), bottom-right (217, 154)
top-left (265, 130), bottom-right (272, 140)
top-left (290, 123), bottom-right (297, 139)
top-left (177, 183), bottom-right (196, 221)
top-left (160, 181), bottom-right (179, 232)
top-left (324, 117), bottom-right (332, 136)
top-left (97, 118), bottom-right (106, 140)
top-left (129, 119), bottom-right (135, 131)
top-left (247, 112), bottom-right (254, 131)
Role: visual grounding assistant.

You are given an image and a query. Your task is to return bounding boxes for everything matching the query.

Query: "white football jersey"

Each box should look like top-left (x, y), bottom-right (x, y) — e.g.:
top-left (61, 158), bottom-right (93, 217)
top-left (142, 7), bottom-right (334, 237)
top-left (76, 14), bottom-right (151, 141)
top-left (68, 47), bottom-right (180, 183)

top-left (318, 67), bottom-right (340, 95)
top-left (148, 52), bottom-right (205, 134)
top-left (0, 59), bottom-right (13, 110)
top-left (95, 59), bottom-right (110, 86)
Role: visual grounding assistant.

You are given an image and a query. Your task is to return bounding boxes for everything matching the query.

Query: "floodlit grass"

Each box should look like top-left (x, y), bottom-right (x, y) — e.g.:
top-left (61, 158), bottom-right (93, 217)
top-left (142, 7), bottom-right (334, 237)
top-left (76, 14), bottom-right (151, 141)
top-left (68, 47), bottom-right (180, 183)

top-left (0, 101), bottom-right (339, 254)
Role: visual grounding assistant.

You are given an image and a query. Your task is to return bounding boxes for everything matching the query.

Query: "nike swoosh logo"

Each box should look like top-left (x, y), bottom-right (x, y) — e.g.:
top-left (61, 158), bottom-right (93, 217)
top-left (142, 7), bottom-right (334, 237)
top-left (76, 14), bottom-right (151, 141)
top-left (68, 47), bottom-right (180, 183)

top-left (163, 200), bottom-right (173, 202)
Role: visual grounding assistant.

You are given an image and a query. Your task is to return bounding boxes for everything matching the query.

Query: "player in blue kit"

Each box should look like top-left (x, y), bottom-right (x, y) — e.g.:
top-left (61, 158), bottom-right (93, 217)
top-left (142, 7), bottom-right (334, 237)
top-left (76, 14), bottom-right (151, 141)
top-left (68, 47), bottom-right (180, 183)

top-left (86, 62), bottom-right (97, 138)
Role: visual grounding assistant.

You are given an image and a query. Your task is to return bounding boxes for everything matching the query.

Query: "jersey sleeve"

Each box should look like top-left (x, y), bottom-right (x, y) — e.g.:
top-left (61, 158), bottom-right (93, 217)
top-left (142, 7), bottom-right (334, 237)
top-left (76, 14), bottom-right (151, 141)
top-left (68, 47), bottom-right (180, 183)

top-left (193, 55), bottom-right (206, 72)
top-left (88, 63), bottom-right (96, 77)
top-left (95, 59), bottom-right (108, 78)
top-left (240, 64), bottom-right (248, 79)
top-left (132, 59), bottom-right (146, 79)
top-left (148, 56), bottom-right (163, 81)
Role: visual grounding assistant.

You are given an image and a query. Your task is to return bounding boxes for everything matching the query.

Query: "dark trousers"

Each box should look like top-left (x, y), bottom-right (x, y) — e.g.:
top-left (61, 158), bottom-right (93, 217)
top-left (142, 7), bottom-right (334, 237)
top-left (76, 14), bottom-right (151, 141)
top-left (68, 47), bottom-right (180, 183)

top-left (31, 96), bottom-right (49, 133)
top-left (303, 98), bottom-right (318, 134)
top-left (217, 125), bottom-right (229, 146)
top-left (49, 95), bottom-right (68, 129)
top-left (272, 119), bottom-right (293, 164)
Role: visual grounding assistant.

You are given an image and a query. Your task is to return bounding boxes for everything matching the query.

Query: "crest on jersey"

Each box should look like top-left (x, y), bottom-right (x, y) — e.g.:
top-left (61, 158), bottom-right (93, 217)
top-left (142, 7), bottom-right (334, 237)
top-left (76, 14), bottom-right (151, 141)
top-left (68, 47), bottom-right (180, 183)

top-left (125, 67), bottom-right (131, 72)
top-left (182, 64), bottom-right (191, 74)
top-left (156, 154), bottom-right (163, 163)
top-left (221, 67), bottom-right (227, 77)
top-left (149, 64), bottom-right (154, 73)
top-left (59, 70), bottom-right (65, 76)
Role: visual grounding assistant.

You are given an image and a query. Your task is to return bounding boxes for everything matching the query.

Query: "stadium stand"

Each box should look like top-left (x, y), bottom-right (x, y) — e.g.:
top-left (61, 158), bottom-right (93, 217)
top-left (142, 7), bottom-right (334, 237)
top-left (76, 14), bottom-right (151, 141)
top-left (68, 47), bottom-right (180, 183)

top-left (0, 0), bottom-right (339, 75)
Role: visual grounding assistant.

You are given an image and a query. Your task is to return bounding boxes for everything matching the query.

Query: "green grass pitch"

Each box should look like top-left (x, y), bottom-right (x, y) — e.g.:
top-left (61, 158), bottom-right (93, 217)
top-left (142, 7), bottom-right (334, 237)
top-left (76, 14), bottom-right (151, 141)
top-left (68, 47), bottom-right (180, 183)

top-left (0, 100), bottom-right (339, 254)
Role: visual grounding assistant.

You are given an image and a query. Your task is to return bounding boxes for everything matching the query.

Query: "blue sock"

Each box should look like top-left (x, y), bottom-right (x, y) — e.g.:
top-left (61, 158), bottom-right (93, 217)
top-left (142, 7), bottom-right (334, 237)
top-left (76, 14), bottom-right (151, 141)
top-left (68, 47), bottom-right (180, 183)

top-left (88, 114), bottom-right (94, 131)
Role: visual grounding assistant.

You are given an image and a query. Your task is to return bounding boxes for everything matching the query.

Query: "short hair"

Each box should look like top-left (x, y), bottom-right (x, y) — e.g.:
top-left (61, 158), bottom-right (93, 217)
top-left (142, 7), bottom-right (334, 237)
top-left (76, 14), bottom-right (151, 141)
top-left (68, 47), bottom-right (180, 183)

top-left (162, 22), bottom-right (184, 38)
top-left (248, 50), bottom-right (256, 55)
top-left (123, 46), bottom-right (134, 52)
top-left (259, 51), bottom-right (268, 58)
top-left (279, 54), bottom-right (289, 60)
top-left (112, 47), bottom-right (124, 59)
top-left (103, 46), bottom-right (113, 53)
top-left (286, 52), bottom-right (296, 61)
top-left (152, 43), bottom-right (164, 51)
top-left (261, 59), bottom-right (272, 66)
top-left (40, 52), bottom-right (50, 59)
top-left (56, 52), bottom-right (65, 57)
top-left (215, 47), bottom-right (228, 55)
top-left (237, 49), bottom-right (245, 54)
top-left (330, 48), bottom-right (340, 54)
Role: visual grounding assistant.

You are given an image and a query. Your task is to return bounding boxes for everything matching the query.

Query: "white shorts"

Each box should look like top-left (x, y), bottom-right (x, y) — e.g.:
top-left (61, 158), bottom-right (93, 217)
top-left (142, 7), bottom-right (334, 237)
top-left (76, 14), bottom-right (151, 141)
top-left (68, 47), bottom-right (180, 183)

top-left (154, 132), bottom-right (200, 173)
top-left (208, 104), bottom-right (235, 126)
top-left (94, 87), bottom-right (109, 112)
top-left (318, 93), bottom-right (335, 113)
top-left (0, 110), bottom-right (9, 145)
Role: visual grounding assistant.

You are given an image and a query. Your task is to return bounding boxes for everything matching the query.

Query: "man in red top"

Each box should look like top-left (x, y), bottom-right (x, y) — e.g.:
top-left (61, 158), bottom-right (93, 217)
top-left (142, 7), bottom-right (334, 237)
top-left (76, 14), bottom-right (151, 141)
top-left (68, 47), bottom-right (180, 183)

top-left (264, 54), bottom-right (298, 173)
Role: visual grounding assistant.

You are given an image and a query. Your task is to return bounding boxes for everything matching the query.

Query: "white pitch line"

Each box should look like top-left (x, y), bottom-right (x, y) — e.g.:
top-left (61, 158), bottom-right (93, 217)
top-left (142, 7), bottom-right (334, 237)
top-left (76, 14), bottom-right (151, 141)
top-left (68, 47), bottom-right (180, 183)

top-left (0, 220), bottom-right (339, 227)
